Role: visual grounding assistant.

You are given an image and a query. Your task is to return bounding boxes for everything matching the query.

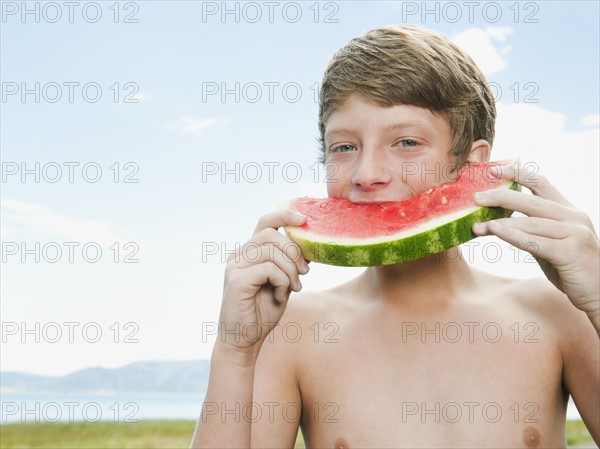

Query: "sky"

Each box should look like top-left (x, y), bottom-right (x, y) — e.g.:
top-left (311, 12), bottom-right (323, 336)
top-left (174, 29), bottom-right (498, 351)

top-left (1, 1), bottom-right (599, 377)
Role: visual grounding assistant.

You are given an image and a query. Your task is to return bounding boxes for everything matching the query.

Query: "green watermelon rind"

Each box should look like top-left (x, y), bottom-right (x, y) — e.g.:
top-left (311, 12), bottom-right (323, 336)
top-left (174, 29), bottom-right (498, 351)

top-left (285, 181), bottom-right (520, 267)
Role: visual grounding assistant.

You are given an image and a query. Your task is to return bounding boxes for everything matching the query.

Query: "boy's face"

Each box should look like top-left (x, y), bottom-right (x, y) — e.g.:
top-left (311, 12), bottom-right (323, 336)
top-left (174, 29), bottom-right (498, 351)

top-left (324, 94), bottom-right (457, 203)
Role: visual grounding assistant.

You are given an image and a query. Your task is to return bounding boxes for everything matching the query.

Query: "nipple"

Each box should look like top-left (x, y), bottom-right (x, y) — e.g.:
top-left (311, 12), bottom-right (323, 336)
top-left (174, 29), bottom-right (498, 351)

top-left (522, 426), bottom-right (540, 448)
top-left (333, 437), bottom-right (349, 449)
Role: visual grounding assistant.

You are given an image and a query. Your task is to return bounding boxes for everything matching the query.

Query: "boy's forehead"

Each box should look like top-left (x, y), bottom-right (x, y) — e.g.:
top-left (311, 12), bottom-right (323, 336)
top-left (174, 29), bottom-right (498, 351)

top-left (324, 95), bottom-right (448, 137)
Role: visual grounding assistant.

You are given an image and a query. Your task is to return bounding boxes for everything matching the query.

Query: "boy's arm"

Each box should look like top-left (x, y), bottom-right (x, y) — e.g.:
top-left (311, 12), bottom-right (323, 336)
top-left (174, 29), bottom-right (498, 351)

top-left (472, 164), bottom-right (599, 442)
top-left (251, 299), bottom-right (305, 448)
top-left (559, 295), bottom-right (600, 443)
top-left (190, 210), bottom-right (309, 448)
top-left (190, 344), bottom-right (258, 448)
top-left (472, 164), bottom-right (600, 333)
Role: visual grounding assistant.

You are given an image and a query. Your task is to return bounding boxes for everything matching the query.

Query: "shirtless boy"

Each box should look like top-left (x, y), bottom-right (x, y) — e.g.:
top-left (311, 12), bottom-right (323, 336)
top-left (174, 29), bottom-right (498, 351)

top-left (192, 26), bottom-right (599, 448)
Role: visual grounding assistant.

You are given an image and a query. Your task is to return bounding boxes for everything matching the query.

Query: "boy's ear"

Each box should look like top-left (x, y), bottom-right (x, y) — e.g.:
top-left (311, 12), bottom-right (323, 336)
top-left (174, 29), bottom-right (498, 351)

top-left (467, 139), bottom-right (491, 164)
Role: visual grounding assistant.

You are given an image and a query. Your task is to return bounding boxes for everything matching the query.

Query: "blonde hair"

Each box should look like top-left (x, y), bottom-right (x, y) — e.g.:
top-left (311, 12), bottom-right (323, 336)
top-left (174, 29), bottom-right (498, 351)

top-left (318, 25), bottom-right (496, 168)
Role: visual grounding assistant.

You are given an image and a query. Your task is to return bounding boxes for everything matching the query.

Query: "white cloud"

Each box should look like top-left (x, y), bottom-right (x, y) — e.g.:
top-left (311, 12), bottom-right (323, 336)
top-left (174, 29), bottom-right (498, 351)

top-left (582, 114), bottom-right (600, 126)
top-left (452, 27), bottom-right (513, 76)
top-left (131, 91), bottom-right (149, 102)
top-left (1, 199), bottom-right (124, 245)
top-left (492, 102), bottom-right (599, 226)
top-left (485, 26), bottom-right (513, 42)
top-left (163, 116), bottom-right (228, 136)
top-left (471, 101), bottom-right (598, 278)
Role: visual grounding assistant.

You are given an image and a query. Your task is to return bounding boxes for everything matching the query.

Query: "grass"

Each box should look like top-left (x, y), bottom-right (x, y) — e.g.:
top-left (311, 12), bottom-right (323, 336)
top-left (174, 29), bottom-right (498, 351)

top-left (0, 420), bottom-right (593, 448)
top-left (0, 420), bottom-right (306, 449)
top-left (0, 421), bottom-right (196, 449)
top-left (567, 419), bottom-right (597, 447)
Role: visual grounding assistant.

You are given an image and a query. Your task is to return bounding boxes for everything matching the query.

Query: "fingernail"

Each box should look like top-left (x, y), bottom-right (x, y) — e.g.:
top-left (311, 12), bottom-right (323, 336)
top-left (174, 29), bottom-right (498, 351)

top-left (490, 166), bottom-right (501, 175)
top-left (301, 260), bottom-right (310, 274)
top-left (297, 279), bottom-right (303, 290)
top-left (472, 222), bottom-right (486, 234)
top-left (291, 212), bottom-right (306, 223)
top-left (474, 191), bottom-right (489, 202)
top-left (488, 220), bottom-right (503, 230)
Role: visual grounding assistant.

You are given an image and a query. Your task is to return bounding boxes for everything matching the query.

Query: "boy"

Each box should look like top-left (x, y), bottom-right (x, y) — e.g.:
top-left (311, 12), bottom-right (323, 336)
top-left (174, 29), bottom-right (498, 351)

top-left (192, 26), bottom-right (599, 448)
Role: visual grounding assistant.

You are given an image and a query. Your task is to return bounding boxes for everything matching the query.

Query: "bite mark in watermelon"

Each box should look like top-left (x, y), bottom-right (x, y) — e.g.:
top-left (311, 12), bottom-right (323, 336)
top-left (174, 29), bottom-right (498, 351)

top-left (284, 160), bottom-right (520, 267)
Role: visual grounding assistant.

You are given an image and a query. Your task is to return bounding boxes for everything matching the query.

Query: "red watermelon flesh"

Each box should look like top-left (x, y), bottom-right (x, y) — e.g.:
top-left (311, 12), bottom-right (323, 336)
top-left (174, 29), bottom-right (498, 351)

top-left (284, 160), bottom-right (519, 266)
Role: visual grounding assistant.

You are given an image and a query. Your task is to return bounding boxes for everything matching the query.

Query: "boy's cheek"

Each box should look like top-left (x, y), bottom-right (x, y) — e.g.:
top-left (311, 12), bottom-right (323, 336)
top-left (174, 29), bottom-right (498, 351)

top-left (325, 178), bottom-right (344, 198)
top-left (325, 162), bottom-right (347, 195)
top-left (403, 159), bottom-right (459, 189)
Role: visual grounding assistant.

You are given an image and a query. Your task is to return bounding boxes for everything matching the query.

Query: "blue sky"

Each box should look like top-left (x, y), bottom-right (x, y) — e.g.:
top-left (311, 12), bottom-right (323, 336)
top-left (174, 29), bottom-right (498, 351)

top-left (1, 1), bottom-right (599, 376)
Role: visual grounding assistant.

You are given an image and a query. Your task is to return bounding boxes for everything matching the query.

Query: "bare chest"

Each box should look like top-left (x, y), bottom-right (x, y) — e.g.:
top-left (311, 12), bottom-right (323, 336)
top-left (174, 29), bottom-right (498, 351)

top-left (298, 315), bottom-right (566, 448)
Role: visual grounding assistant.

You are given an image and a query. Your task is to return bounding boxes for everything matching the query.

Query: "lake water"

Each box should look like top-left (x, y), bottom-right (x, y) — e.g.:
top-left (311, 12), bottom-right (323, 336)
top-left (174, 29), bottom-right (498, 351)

top-left (0, 392), bottom-right (205, 423)
top-left (0, 392), bottom-right (583, 423)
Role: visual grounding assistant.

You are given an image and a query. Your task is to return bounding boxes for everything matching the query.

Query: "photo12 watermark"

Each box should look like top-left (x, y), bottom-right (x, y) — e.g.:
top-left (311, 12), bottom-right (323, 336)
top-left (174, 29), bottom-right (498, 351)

top-left (485, 81), bottom-right (539, 104)
top-left (1, 2), bottom-right (140, 24)
top-left (200, 1), bottom-right (340, 24)
top-left (1, 82), bottom-right (140, 104)
top-left (201, 320), bottom-right (340, 345)
top-left (398, 321), bottom-right (540, 344)
top-left (399, 400), bottom-right (539, 424)
top-left (1, 241), bottom-right (140, 264)
top-left (1, 401), bottom-right (139, 423)
top-left (200, 160), bottom-right (337, 184)
top-left (201, 81), bottom-right (321, 104)
top-left (398, 1), bottom-right (540, 24)
top-left (201, 401), bottom-right (338, 424)
top-left (2, 162), bottom-right (140, 184)
top-left (1, 321), bottom-right (140, 344)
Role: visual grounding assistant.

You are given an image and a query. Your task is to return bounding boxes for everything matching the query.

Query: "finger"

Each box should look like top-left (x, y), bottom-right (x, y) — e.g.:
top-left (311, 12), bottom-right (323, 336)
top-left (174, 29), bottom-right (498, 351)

top-left (253, 209), bottom-right (306, 236)
top-left (241, 228), bottom-right (309, 275)
top-left (488, 163), bottom-right (574, 207)
top-left (235, 243), bottom-right (302, 292)
top-left (480, 220), bottom-right (552, 261)
top-left (232, 262), bottom-right (293, 304)
top-left (246, 262), bottom-right (293, 304)
top-left (473, 216), bottom-right (572, 239)
top-left (474, 188), bottom-right (574, 222)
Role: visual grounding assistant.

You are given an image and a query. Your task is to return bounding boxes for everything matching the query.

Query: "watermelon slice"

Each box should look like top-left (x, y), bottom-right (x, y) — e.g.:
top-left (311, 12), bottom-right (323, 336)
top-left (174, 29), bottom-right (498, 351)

top-left (284, 160), bottom-right (520, 266)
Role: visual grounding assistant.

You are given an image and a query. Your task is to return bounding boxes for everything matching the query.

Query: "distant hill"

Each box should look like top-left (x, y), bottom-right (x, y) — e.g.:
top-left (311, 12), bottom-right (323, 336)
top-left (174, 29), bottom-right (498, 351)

top-left (0, 360), bottom-right (210, 394)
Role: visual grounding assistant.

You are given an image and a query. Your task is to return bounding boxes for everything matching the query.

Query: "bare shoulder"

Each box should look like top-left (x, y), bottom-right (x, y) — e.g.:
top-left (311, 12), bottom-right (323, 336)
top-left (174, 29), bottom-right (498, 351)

top-left (280, 276), bottom-right (364, 327)
top-left (259, 276), bottom-right (360, 352)
top-left (497, 275), bottom-right (569, 313)
top-left (472, 270), bottom-right (594, 343)
top-left (258, 277), bottom-right (362, 360)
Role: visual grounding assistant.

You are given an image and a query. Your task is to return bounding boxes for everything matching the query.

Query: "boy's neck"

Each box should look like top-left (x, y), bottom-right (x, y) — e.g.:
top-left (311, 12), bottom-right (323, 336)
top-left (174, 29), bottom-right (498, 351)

top-left (360, 247), bottom-right (476, 310)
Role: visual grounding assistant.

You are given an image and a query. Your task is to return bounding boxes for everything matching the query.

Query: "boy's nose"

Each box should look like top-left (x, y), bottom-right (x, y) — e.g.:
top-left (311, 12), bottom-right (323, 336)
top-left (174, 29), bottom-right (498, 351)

top-left (351, 150), bottom-right (392, 191)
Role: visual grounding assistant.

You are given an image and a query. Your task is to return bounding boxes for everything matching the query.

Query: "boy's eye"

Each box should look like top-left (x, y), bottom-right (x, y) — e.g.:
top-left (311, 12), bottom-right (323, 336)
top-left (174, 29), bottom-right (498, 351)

top-left (333, 144), bottom-right (356, 153)
top-left (398, 139), bottom-right (418, 148)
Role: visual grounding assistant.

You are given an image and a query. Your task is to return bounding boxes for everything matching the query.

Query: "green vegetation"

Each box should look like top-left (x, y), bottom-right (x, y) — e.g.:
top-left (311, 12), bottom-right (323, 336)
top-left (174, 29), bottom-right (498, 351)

top-left (0, 420), bottom-right (306, 449)
top-left (567, 419), bottom-right (597, 447)
top-left (0, 420), bottom-right (593, 448)
top-left (0, 420), bottom-right (195, 449)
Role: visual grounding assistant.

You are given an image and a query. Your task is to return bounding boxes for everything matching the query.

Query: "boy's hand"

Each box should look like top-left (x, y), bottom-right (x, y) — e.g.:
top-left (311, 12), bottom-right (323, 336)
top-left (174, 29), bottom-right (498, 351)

top-left (472, 164), bottom-right (600, 316)
top-left (216, 209), bottom-right (310, 365)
